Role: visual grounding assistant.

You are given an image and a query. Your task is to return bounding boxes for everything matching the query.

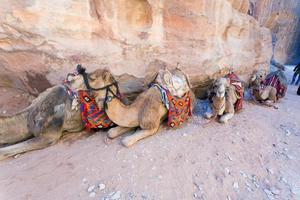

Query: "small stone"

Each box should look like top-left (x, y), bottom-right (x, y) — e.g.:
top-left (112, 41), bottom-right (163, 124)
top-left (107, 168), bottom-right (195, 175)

top-left (279, 177), bottom-right (287, 184)
top-left (287, 154), bottom-right (294, 160)
top-left (270, 187), bottom-right (280, 195)
top-left (266, 168), bottom-right (274, 174)
top-left (193, 193), bottom-right (198, 198)
top-left (87, 185), bottom-right (96, 193)
top-left (240, 171), bottom-right (247, 177)
top-left (225, 168), bottom-right (230, 175)
top-left (227, 195), bottom-right (232, 200)
top-left (285, 129), bottom-right (291, 136)
top-left (89, 192), bottom-right (96, 198)
top-left (2, 110), bottom-right (7, 114)
top-left (98, 183), bottom-right (105, 191)
top-left (264, 189), bottom-right (273, 196)
top-left (82, 178), bottom-right (87, 184)
top-left (233, 182), bottom-right (239, 189)
top-left (183, 133), bottom-right (187, 137)
top-left (110, 191), bottom-right (121, 200)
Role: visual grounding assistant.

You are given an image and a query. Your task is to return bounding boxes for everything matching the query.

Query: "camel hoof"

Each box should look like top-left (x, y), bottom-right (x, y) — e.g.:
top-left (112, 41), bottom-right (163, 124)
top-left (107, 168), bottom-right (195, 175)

top-left (107, 131), bottom-right (116, 139)
top-left (219, 117), bottom-right (228, 124)
top-left (204, 112), bottom-right (213, 119)
top-left (121, 137), bottom-right (135, 148)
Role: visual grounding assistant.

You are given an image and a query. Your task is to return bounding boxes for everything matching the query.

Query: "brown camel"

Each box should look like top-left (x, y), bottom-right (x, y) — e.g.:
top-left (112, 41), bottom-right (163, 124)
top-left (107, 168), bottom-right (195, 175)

top-left (100, 68), bottom-right (195, 147)
top-left (0, 68), bottom-right (109, 160)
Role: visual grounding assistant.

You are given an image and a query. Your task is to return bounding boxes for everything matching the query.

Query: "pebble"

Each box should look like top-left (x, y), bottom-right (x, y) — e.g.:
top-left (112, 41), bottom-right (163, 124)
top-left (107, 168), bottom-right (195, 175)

top-left (264, 188), bottom-right (273, 196)
top-left (240, 171), bottom-right (247, 177)
top-left (87, 185), bottom-right (96, 193)
top-left (279, 177), bottom-right (288, 184)
top-left (82, 178), bottom-right (87, 184)
top-left (2, 110), bottom-right (7, 114)
top-left (266, 168), bottom-right (274, 174)
top-left (285, 129), bottom-right (291, 136)
top-left (287, 154), bottom-right (294, 160)
top-left (233, 182), bottom-right (239, 189)
top-left (98, 183), bottom-right (105, 191)
top-left (224, 168), bottom-right (230, 175)
top-left (110, 191), bottom-right (121, 200)
top-left (89, 192), bottom-right (96, 198)
top-left (227, 195), bottom-right (232, 200)
top-left (270, 187), bottom-right (280, 195)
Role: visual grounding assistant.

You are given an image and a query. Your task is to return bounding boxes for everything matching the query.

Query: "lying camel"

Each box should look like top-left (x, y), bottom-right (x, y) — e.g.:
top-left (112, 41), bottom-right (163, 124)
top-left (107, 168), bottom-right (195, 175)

top-left (97, 68), bottom-right (195, 147)
top-left (204, 73), bottom-right (244, 123)
top-left (0, 68), bottom-right (107, 160)
top-left (249, 70), bottom-right (287, 106)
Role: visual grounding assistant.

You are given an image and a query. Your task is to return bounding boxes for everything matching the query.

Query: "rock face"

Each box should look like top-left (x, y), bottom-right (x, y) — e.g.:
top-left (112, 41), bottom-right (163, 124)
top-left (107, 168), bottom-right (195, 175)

top-left (250, 0), bottom-right (300, 64)
top-left (0, 0), bottom-right (272, 100)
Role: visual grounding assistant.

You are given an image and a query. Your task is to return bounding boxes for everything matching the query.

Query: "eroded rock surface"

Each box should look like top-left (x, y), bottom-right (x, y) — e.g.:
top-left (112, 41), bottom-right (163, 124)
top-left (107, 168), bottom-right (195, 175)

top-left (0, 0), bottom-right (273, 106)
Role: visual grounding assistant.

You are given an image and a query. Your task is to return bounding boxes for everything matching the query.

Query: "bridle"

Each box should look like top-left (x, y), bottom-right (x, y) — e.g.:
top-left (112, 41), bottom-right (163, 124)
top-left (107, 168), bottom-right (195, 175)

top-left (75, 64), bottom-right (122, 109)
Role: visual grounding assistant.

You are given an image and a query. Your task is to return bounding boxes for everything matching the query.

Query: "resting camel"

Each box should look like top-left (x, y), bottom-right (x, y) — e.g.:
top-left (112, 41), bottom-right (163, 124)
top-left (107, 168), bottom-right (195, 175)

top-left (204, 73), bottom-right (244, 123)
top-left (249, 70), bottom-right (287, 107)
top-left (0, 68), bottom-right (108, 160)
top-left (99, 68), bottom-right (195, 147)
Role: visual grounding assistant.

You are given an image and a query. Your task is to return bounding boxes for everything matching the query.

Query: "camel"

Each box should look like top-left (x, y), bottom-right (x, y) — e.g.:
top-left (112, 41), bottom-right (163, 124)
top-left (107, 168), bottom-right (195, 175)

top-left (100, 68), bottom-right (195, 147)
top-left (204, 73), bottom-right (244, 123)
top-left (249, 70), bottom-right (287, 106)
top-left (0, 67), bottom-right (109, 160)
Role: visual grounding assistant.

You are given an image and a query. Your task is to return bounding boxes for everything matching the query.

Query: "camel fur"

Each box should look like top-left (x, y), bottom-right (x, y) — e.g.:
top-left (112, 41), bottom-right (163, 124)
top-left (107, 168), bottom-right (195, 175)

top-left (102, 68), bottom-right (195, 147)
top-left (0, 69), bottom-right (109, 160)
top-left (204, 77), bottom-right (240, 123)
top-left (249, 70), bottom-right (278, 106)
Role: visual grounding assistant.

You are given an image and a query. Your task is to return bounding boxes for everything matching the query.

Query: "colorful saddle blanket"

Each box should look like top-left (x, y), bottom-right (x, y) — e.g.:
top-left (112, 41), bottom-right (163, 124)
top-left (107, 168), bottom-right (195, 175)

top-left (226, 72), bottom-right (244, 111)
top-left (152, 84), bottom-right (192, 128)
top-left (262, 71), bottom-right (287, 99)
top-left (78, 90), bottom-right (114, 130)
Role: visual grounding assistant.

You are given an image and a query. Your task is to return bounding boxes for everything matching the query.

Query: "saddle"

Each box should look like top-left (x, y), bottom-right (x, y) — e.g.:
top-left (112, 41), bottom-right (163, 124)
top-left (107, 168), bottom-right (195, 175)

top-left (226, 72), bottom-right (244, 111)
top-left (152, 68), bottom-right (192, 128)
top-left (78, 90), bottom-right (114, 130)
top-left (262, 71), bottom-right (287, 99)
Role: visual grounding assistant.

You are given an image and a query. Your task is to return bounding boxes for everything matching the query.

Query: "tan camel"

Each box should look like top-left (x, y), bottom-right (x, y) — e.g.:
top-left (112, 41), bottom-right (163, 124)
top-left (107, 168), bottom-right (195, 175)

top-left (204, 75), bottom-right (243, 123)
top-left (249, 70), bottom-right (277, 105)
top-left (101, 68), bottom-right (195, 147)
top-left (0, 68), bottom-right (109, 160)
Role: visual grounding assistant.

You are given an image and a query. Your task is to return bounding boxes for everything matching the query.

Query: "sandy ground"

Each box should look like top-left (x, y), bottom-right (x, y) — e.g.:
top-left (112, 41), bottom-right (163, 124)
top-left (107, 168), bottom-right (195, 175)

top-left (0, 68), bottom-right (299, 200)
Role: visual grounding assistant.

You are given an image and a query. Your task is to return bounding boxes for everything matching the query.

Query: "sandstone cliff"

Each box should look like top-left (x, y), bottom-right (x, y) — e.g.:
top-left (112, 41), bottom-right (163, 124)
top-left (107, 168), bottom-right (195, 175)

top-left (0, 0), bottom-right (272, 98)
top-left (250, 0), bottom-right (300, 64)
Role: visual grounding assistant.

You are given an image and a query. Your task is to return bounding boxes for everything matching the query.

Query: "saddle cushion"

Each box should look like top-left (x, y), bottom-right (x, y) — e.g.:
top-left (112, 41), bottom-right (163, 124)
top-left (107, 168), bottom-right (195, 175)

top-left (166, 90), bottom-right (192, 128)
top-left (226, 72), bottom-right (244, 111)
top-left (262, 74), bottom-right (287, 99)
top-left (78, 90), bottom-right (114, 130)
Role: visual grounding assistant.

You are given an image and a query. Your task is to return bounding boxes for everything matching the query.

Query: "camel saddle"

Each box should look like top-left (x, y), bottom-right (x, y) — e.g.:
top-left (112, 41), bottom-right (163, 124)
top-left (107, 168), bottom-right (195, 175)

top-left (78, 90), bottom-right (114, 130)
top-left (152, 68), bottom-right (192, 127)
top-left (262, 71), bottom-right (287, 99)
top-left (226, 72), bottom-right (244, 111)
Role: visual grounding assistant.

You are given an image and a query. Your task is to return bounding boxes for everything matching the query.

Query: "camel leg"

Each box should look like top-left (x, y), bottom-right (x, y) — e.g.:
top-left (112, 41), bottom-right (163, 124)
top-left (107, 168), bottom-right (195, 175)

top-left (107, 126), bottom-right (135, 139)
top-left (121, 128), bottom-right (159, 148)
top-left (0, 132), bottom-right (61, 161)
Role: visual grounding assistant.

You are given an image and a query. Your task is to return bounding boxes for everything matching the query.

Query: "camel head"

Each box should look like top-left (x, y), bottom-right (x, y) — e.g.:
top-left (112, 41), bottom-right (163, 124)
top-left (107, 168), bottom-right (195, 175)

top-left (250, 70), bottom-right (267, 87)
top-left (65, 67), bottom-right (116, 109)
top-left (156, 68), bottom-right (191, 98)
top-left (211, 77), bottom-right (230, 115)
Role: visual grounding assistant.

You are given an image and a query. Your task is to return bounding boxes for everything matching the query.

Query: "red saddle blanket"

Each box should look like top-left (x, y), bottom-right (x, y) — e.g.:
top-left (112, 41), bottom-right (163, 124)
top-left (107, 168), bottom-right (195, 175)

top-left (78, 90), bottom-right (114, 130)
top-left (262, 74), bottom-right (287, 99)
top-left (226, 72), bottom-right (244, 111)
top-left (166, 91), bottom-right (192, 128)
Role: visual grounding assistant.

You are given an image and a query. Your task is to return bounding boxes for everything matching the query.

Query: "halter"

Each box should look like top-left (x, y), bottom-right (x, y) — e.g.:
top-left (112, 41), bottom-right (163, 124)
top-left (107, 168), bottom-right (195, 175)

top-left (76, 64), bottom-right (122, 109)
